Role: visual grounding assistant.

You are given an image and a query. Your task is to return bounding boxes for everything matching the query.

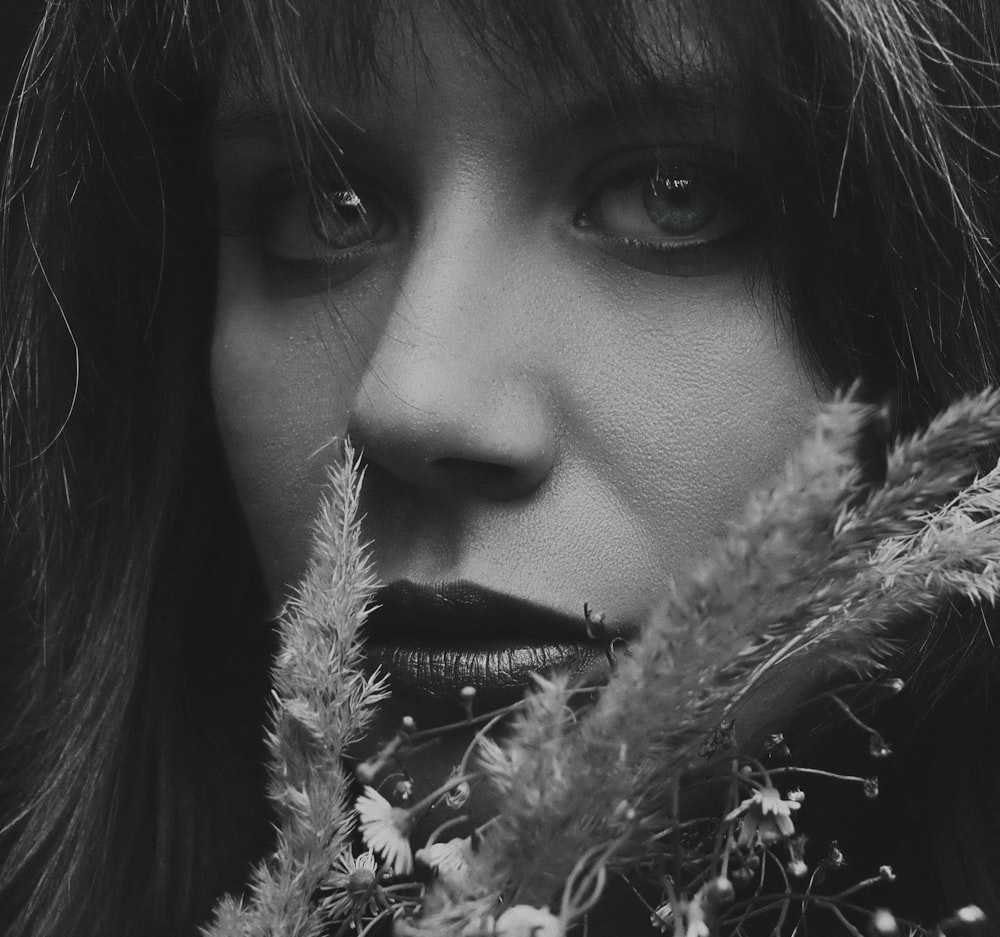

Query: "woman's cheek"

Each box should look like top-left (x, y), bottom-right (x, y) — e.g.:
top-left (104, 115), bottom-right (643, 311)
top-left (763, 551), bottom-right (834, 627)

top-left (211, 303), bottom-right (353, 606)
top-left (557, 268), bottom-right (824, 584)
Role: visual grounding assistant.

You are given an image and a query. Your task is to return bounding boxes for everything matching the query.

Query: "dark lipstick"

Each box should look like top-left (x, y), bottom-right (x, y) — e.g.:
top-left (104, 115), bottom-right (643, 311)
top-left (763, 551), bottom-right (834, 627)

top-left (363, 580), bottom-right (623, 709)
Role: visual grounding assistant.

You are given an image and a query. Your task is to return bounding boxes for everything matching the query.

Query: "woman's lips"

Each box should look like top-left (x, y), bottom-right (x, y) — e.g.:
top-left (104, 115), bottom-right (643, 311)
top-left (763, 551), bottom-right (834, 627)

top-left (363, 580), bottom-right (624, 709)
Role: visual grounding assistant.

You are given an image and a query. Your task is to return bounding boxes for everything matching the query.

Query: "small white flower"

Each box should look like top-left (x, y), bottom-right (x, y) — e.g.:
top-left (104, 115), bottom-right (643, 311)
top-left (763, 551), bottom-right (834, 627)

top-left (728, 785), bottom-right (801, 847)
top-left (355, 786), bottom-right (414, 876)
top-left (680, 893), bottom-right (710, 937)
top-left (324, 850), bottom-right (388, 924)
top-left (650, 902), bottom-right (673, 933)
top-left (494, 905), bottom-right (564, 937)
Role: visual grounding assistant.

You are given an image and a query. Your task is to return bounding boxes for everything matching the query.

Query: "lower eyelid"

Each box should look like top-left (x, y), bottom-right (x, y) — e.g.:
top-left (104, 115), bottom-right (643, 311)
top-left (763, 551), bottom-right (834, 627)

top-left (259, 240), bottom-right (392, 298)
top-left (263, 236), bottom-right (383, 269)
top-left (593, 227), bottom-right (755, 277)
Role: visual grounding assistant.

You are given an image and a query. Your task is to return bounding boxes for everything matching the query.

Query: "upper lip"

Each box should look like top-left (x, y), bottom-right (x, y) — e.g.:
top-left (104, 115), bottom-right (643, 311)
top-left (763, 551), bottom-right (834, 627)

top-left (364, 580), bottom-right (614, 643)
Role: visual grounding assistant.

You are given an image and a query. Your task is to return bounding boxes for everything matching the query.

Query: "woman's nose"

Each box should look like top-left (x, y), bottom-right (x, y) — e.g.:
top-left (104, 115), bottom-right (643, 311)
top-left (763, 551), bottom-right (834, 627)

top-left (346, 239), bottom-right (557, 500)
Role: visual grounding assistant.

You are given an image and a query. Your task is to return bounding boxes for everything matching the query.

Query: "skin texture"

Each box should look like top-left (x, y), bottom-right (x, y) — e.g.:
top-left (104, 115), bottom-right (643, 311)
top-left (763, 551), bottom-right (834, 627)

top-left (210, 4), bottom-right (824, 890)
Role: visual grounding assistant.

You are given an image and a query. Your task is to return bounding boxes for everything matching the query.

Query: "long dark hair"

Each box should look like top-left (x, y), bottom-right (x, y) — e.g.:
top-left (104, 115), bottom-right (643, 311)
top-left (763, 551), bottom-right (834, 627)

top-left (2, 1), bottom-right (999, 935)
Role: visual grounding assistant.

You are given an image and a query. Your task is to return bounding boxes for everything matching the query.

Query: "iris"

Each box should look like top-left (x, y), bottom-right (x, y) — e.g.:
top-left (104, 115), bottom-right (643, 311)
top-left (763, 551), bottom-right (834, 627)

top-left (642, 171), bottom-right (720, 237)
top-left (309, 186), bottom-right (382, 249)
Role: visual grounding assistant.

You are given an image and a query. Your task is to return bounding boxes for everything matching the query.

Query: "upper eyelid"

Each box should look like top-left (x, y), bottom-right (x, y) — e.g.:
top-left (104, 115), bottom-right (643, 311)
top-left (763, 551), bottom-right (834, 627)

top-left (212, 139), bottom-right (363, 197)
top-left (218, 164), bottom-right (385, 223)
top-left (284, 168), bottom-right (403, 224)
top-left (577, 160), bottom-right (744, 220)
top-left (576, 145), bottom-right (738, 192)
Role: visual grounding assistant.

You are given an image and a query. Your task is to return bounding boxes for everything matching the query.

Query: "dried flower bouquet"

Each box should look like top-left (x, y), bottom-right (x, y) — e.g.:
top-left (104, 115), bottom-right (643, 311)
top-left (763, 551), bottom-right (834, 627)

top-left (204, 390), bottom-right (1000, 937)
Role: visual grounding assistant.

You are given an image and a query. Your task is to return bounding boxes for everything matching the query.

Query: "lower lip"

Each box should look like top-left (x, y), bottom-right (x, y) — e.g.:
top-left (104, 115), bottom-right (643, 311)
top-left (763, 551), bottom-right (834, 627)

top-left (364, 640), bottom-right (609, 709)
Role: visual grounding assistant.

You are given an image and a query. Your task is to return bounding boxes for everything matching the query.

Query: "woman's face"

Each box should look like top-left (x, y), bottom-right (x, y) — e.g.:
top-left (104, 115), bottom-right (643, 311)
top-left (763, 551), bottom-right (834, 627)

top-left (211, 6), bottom-right (823, 843)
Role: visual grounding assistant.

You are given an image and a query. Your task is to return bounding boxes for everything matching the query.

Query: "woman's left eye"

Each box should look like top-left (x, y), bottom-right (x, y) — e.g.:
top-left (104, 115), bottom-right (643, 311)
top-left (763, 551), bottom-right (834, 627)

top-left (575, 162), bottom-right (751, 272)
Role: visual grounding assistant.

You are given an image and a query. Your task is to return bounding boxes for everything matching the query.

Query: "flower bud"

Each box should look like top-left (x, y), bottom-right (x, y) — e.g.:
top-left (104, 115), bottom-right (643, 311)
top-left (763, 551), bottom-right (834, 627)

top-left (956, 906), bottom-right (986, 925)
top-left (869, 909), bottom-right (900, 937)
top-left (869, 734), bottom-right (892, 759)
top-left (612, 799), bottom-right (636, 822)
top-left (826, 841), bottom-right (846, 869)
top-left (730, 867), bottom-right (753, 886)
top-left (705, 876), bottom-right (735, 906)
top-left (347, 866), bottom-right (377, 896)
top-left (355, 759), bottom-right (380, 786)
top-left (444, 779), bottom-right (471, 809)
top-left (460, 686), bottom-right (477, 719)
top-left (787, 859), bottom-right (808, 878)
top-left (584, 604), bottom-right (607, 639)
top-left (764, 733), bottom-right (791, 758)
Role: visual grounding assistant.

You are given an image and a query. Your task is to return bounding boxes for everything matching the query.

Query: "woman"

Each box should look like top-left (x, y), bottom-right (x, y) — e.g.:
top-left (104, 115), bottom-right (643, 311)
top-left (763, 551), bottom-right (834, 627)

top-left (2, 0), bottom-right (999, 935)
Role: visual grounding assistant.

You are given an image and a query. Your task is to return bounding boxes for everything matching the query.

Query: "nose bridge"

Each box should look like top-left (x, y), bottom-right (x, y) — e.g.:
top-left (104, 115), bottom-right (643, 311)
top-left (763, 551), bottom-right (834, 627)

top-left (347, 191), bottom-right (556, 496)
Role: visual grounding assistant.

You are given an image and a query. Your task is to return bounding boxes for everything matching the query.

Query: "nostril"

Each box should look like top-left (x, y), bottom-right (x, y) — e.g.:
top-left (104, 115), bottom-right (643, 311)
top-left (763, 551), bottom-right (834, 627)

top-left (433, 457), bottom-right (520, 484)
top-left (429, 456), bottom-right (541, 499)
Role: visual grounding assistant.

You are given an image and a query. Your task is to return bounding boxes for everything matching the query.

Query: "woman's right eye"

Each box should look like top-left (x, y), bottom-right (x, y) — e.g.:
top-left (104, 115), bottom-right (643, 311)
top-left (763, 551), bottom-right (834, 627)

top-left (262, 176), bottom-right (395, 264)
top-left (309, 188), bottom-right (381, 249)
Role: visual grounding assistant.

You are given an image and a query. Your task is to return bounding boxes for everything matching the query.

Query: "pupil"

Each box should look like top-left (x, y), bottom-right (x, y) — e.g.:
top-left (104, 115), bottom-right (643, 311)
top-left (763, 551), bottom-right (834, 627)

top-left (310, 188), bottom-right (377, 249)
top-left (642, 174), bottom-right (718, 237)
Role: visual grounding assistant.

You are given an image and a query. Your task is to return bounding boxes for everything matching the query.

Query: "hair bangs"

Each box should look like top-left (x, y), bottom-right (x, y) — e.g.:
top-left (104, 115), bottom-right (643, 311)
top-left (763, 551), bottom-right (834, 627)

top-left (216, 0), bottom-right (733, 141)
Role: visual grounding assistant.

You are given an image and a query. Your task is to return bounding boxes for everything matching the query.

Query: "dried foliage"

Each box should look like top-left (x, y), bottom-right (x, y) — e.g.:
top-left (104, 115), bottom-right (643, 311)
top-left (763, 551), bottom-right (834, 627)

top-left (203, 442), bottom-right (390, 937)
top-left (204, 392), bottom-right (1000, 937)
